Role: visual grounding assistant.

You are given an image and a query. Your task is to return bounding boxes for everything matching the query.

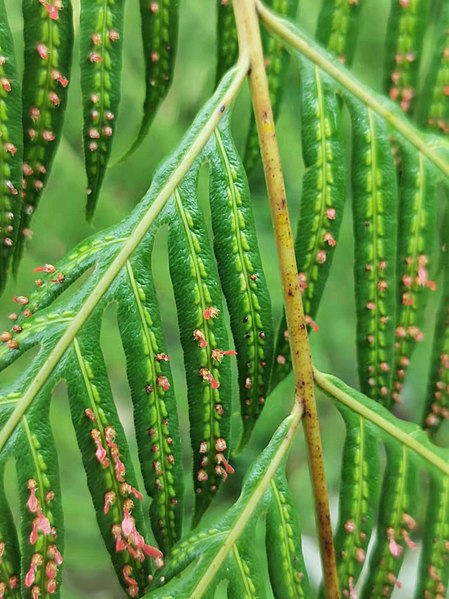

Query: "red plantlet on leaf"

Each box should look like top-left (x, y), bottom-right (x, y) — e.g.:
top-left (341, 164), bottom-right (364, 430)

top-left (26, 479), bottom-right (39, 513)
top-left (157, 375), bottom-right (170, 391)
top-left (48, 545), bottom-right (63, 566)
top-left (199, 368), bottom-right (220, 389)
top-left (193, 328), bottom-right (207, 348)
top-left (211, 348), bottom-right (237, 363)
top-left (203, 306), bottom-right (219, 320)
top-left (103, 491), bottom-right (116, 515)
top-left (25, 554), bottom-right (43, 588)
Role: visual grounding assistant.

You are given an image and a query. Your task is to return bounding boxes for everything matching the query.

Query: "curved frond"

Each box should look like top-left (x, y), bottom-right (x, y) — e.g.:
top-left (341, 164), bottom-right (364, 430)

top-left (0, 0), bottom-right (22, 294)
top-left (271, 59), bottom-right (346, 390)
top-left (209, 118), bottom-right (273, 450)
top-left (121, 0), bottom-right (179, 160)
top-left (260, 3), bottom-right (448, 407)
top-left (80, 0), bottom-right (125, 219)
top-left (0, 462), bottom-right (20, 597)
top-left (15, 0), bottom-right (73, 267)
top-left (143, 410), bottom-right (309, 599)
top-left (315, 0), bottom-right (363, 65)
top-left (316, 369), bottom-right (449, 597)
top-left (383, 0), bottom-right (429, 115)
top-left (423, 212), bottom-right (449, 434)
top-left (417, 2), bottom-right (449, 132)
top-left (0, 64), bottom-right (289, 594)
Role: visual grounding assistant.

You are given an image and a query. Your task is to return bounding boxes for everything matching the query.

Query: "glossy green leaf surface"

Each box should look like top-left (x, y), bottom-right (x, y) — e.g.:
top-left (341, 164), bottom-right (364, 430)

top-left (350, 101), bottom-right (398, 407)
top-left (383, 0), bottom-right (429, 115)
top-left (391, 145), bottom-right (438, 404)
top-left (0, 0), bottom-right (22, 294)
top-left (316, 370), bottom-right (449, 597)
top-left (168, 169), bottom-right (233, 525)
top-left (417, 1), bottom-right (449, 133)
top-left (271, 58), bottom-right (346, 389)
top-left (80, 0), bottom-right (125, 219)
top-left (143, 414), bottom-right (310, 599)
top-left (16, 0), bottom-right (73, 267)
top-left (123, 0), bottom-right (179, 159)
top-left (316, 0), bottom-right (363, 65)
top-left (209, 117), bottom-right (273, 450)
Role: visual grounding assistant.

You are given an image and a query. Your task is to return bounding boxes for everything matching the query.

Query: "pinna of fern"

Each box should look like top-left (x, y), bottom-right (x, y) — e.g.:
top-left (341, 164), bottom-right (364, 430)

top-left (0, 0), bottom-right (179, 292)
top-left (0, 66), bottom-right (262, 597)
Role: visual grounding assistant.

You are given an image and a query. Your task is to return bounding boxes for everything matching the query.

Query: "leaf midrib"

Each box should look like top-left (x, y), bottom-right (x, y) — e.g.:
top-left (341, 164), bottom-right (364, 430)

top-left (314, 369), bottom-right (449, 476)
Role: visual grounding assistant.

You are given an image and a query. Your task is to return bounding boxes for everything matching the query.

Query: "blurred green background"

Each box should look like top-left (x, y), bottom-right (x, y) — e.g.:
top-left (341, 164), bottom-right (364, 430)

top-left (1, 0), bottom-right (445, 596)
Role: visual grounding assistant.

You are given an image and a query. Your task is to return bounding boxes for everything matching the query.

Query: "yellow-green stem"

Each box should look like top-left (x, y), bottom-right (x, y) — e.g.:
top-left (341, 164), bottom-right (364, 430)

top-left (232, 1), bottom-right (339, 597)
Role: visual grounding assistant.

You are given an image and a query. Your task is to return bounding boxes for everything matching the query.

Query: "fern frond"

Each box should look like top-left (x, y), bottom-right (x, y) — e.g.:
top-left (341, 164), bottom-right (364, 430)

top-left (4, 2), bottom-right (449, 596)
top-left (417, 477), bottom-right (449, 598)
top-left (67, 325), bottom-right (153, 594)
top-left (417, 1), bottom-right (449, 133)
top-left (0, 463), bottom-right (20, 597)
top-left (216, 0), bottom-right (239, 85)
top-left (120, 0), bottom-right (179, 161)
top-left (0, 0), bottom-right (22, 294)
top-left (423, 216), bottom-right (449, 434)
top-left (331, 409), bottom-right (380, 598)
top-left (260, 3), bottom-right (448, 405)
top-left (209, 117), bottom-right (273, 451)
top-left (0, 65), bottom-right (247, 450)
top-left (271, 59), bottom-right (346, 390)
top-left (315, 0), bottom-right (363, 65)
top-left (363, 445), bottom-right (418, 597)
top-left (16, 396), bottom-right (65, 597)
top-left (383, 0), bottom-right (429, 115)
top-left (315, 369), bottom-right (449, 596)
top-left (266, 468), bottom-right (311, 598)
top-left (392, 145), bottom-right (438, 404)
top-left (142, 409), bottom-right (309, 599)
top-left (80, 0), bottom-right (124, 219)
top-left (116, 252), bottom-right (184, 553)
top-left (0, 65), bottom-right (277, 593)
top-left (168, 169), bottom-right (233, 524)
top-left (14, 0), bottom-right (73, 268)
top-left (350, 101), bottom-right (398, 407)
top-left (257, 1), bottom-right (449, 180)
